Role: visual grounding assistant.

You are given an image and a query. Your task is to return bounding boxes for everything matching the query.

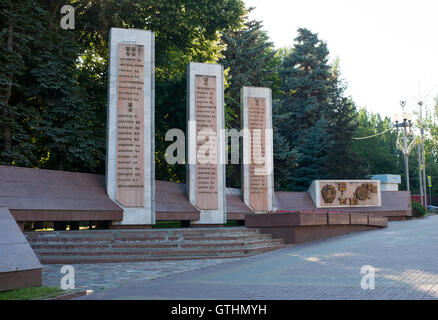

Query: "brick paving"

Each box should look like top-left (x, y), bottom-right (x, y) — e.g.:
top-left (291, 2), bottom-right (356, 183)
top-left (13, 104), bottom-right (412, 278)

top-left (43, 258), bottom-right (241, 291)
top-left (69, 215), bottom-right (438, 299)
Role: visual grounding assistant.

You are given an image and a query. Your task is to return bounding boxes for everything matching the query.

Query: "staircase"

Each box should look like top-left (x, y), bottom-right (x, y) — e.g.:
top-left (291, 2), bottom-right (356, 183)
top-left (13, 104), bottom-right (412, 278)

top-left (25, 227), bottom-right (287, 264)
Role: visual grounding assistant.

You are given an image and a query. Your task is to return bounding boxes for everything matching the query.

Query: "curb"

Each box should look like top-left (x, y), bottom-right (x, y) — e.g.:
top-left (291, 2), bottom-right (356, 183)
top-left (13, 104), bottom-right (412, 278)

top-left (45, 290), bottom-right (92, 300)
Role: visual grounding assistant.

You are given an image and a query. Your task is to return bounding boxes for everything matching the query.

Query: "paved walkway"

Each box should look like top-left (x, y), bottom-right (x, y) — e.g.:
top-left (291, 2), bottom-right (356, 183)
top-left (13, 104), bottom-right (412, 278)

top-left (72, 215), bottom-right (438, 299)
top-left (43, 259), bottom-right (241, 291)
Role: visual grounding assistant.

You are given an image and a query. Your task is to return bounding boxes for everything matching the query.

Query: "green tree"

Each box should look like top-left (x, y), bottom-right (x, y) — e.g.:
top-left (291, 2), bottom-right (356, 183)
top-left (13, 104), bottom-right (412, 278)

top-left (220, 17), bottom-right (277, 187)
top-left (419, 99), bottom-right (438, 199)
top-left (275, 28), bottom-right (333, 190)
top-left (1, 0), bottom-right (100, 171)
top-left (0, 0), bottom-right (247, 180)
top-left (0, 0), bottom-right (45, 167)
top-left (351, 109), bottom-right (400, 177)
top-left (322, 59), bottom-right (365, 179)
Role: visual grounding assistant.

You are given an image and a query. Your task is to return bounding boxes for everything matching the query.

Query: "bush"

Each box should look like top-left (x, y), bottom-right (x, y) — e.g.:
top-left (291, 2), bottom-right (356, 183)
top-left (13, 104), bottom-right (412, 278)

top-left (412, 201), bottom-right (426, 217)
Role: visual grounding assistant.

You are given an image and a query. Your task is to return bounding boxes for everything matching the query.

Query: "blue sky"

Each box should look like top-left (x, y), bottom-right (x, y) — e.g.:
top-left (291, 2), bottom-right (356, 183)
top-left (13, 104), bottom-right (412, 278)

top-left (245, 0), bottom-right (438, 119)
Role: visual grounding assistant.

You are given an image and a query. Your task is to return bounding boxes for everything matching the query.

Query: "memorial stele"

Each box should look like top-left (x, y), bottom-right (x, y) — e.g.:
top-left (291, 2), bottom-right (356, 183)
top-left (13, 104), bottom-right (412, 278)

top-left (241, 86), bottom-right (274, 213)
top-left (308, 180), bottom-right (381, 208)
top-left (106, 28), bottom-right (155, 226)
top-left (186, 63), bottom-right (226, 225)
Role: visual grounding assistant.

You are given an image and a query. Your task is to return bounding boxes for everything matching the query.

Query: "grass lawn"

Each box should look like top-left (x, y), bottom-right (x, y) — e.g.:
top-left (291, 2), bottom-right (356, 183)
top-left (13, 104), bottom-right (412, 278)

top-left (0, 286), bottom-right (71, 300)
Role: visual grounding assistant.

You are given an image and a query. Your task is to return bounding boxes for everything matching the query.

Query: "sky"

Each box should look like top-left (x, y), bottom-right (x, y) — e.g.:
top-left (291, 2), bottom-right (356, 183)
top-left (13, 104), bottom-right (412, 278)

top-left (244, 0), bottom-right (438, 120)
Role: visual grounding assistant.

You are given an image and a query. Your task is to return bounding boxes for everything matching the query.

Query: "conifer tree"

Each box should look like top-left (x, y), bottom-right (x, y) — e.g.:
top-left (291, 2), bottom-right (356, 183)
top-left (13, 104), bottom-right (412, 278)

top-left (221, 18), bottom-right (276, 187)
top-left (322, 59), bottom-right (365, 179)
top-left (276, 28), bottom-right (332, 190)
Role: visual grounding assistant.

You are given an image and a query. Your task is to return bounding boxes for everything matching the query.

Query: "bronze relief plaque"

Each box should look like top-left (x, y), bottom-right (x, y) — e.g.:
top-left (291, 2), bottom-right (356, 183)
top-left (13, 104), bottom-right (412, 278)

top-left (321, 184), bottom-right (336, 203)
top-left (116, 44), bottom-right (145, 207)
top-left (317, 181), bottom-right (380, 207)
top-left (195, 75), bottom-right (218, 210)
top-left (355, 184), bottom-right (369, 200)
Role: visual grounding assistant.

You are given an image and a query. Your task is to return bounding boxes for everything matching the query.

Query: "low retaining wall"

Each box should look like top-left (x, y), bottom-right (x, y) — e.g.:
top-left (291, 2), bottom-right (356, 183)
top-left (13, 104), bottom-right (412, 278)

top-left (0, 207), bottom-right (42, 291)
top-left (0, 165), bottom-right (410, 226)
top-left (245, 212), bottom-right (387, 244)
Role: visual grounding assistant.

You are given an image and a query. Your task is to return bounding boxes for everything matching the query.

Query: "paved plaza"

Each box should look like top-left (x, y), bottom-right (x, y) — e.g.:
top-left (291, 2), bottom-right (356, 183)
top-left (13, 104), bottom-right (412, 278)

top-left (43, 259), bottom-right (241, 291)
top-left (44, 215), bottom-right (438, 299)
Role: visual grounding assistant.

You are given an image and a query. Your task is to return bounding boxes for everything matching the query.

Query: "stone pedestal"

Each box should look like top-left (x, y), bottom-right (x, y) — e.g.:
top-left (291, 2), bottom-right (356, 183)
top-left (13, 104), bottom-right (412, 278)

top-left (0, 207), bottom-right (42, 291)
top-left (186, 63), bottom-right (226, 224)
top-left (241, 87), bottom-right (274, 213)
top-left (371, 174), bottom-right (401, 191)
top-left (106, 28), bottom-right (155, 226)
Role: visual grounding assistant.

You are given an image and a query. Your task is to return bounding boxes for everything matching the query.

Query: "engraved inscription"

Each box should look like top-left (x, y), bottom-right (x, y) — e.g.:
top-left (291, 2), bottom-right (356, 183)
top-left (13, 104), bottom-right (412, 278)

top-left (116, 44), bottom-right (145, 207)
top-left (248, 97), bottom-right (268, 212)
top-left (195, 76), bottom-right (218, 210)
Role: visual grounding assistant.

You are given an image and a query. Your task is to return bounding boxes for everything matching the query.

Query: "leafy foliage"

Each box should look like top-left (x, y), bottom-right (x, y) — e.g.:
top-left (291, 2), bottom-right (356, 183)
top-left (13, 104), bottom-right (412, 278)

top-left (0, 0), bottom-right (246, 177)
top-left (412, 200), bottom-right (426, 217)
top-left (2, 1), bottom-right (436, 198)
top-left (0, 0), bottom-right (101, 171)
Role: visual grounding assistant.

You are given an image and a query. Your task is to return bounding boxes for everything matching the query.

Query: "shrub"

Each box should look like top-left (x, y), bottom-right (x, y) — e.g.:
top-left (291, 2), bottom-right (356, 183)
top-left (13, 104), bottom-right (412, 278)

top-left (412, 201), bottom-right (426, 217)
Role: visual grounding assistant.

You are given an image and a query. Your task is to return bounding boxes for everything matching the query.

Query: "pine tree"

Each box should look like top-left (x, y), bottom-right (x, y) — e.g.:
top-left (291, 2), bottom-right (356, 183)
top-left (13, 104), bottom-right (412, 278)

top-left (276, 28), bottom-right (332, 190)
top-left (272, 109), bottom-right (297, 190)
top-left (221, 19), bottom-right (276, 127)
top-left (293, 118), bottom-right (327, 187)
top-left (322, 59), bottom-right (365, 179)
top-left (220, 18), bottom-right (276, 187)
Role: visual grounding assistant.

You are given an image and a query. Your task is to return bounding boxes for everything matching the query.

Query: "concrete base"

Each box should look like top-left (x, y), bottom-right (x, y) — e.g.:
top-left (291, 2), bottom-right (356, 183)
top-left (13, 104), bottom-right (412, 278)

top-left (0, 207), bottom-right (42, 292)
top-left (388, 216), bottom-right (409, 221)
top-left (259, 225), bottom-right (380, 244)
top-left (0, 268), bottom-right (42, 292)
top-left (246, 212), bottom-right (387, 244)
top-left (155, 212), bottom-right (200, 221)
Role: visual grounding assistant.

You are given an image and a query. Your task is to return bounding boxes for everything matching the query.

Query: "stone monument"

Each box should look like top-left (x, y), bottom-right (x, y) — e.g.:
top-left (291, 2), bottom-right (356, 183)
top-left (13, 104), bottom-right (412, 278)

top-left (0, 207), bottom-right (42, 291)
top-left (371, 174), bottom-right (401, 191)
top-left (308, 180), bottom-right (381, 208)
top-left (106, 28), bottom-right (155, 226)
top-left (241, 86), bottom-right (274, 213)
top-left (186, 63), bottom-right (226, 225)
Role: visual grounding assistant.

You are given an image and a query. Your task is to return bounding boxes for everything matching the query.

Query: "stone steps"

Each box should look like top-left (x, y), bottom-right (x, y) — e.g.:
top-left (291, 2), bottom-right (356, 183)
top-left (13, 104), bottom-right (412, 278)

top-left (36, 246), bottom-right (287, 264)
top-left (31, 239), bottom-right (283, 250)
top-left (26, 227), bottom-right (287, 264)
top-left (27, 234), bottom-right (272, 244)
top-left (26, 227), bottom-right (260, 237)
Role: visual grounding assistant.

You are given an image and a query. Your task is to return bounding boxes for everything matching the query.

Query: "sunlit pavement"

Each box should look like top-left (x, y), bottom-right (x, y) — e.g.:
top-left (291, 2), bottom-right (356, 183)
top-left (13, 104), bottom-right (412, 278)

top-left (76, 215), bottom-right (438, 300)
top-left (43, 259), bottom-right (242, 291)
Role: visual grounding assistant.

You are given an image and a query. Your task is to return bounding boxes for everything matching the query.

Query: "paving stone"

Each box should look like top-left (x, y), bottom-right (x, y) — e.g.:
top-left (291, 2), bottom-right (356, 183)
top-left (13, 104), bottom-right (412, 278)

top-left (42, 216), bottom-right (438, 299)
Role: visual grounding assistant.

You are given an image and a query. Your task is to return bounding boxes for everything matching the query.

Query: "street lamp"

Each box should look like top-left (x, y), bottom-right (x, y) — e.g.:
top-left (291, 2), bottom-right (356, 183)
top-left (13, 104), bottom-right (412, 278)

top-left (394, 101), bottom-right (414, 192)
top-left (418, 101), bottom-right (427, 207)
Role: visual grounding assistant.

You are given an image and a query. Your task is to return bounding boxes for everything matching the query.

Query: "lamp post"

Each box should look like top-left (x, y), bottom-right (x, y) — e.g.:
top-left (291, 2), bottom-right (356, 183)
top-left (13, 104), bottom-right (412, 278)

top-left (417, 142), bottom-right (424, 205)
top-left (394, 101), bottom-right (413, 192)
top-left (418, 101), bottom-right (427, 207)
